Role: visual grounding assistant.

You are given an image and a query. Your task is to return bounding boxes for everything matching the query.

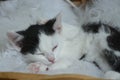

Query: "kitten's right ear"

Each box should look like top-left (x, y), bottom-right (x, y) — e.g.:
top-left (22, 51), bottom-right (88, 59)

top-left (53, 13), bottom-right (62, 33)
top-left (7, 31), bottom-right (24, 47)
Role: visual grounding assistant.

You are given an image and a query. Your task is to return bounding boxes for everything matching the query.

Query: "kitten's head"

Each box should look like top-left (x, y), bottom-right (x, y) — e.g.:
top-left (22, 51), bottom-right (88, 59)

top-left (7, 13), bottom-right (62, 63)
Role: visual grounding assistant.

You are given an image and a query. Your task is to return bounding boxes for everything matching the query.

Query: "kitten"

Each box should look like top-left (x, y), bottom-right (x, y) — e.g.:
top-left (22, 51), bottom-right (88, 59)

top-left (7, 12), bottom-right (84, 73)
top-left (6, 11), bottom-right (112, 77)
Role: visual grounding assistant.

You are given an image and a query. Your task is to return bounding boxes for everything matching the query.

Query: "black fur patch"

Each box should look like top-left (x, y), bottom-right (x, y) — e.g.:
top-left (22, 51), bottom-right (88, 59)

top-left (82, 22), bottom-right (119, 34)
top-left (103, 49), bottom-right (120, 72)
top-left (107, 28), bottom-right (120, 51)
top-left (16, 19), bottom-right (56, 55)
top-left (42, 18), bottom-right (56, 35)
top-left (0, 0), bottom-right (7, 1)
top-left (82, 22), bottom-right (102, 33)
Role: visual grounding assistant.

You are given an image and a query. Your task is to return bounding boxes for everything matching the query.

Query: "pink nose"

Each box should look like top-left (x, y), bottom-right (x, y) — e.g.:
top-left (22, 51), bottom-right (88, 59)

top-left (48, 57), bottom-right (55, 63)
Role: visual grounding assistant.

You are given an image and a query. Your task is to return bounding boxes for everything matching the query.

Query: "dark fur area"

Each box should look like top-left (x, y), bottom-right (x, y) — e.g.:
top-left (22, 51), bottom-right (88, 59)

top-left (42, 18), bottom-right (56, 35)
top-left (106, 27), bottom-right (120, 51)
top-left (82, 22), bottom-right (102, 33)
top-left (0, 0), bottom-right (7, 1)
top-left (16, 19), bottom-right (56, 55)
top-left (103, 49), bottom-right (120, 72)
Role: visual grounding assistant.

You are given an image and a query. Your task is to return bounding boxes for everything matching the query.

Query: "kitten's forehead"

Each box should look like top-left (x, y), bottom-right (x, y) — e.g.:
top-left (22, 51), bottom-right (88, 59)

top-left (16, 19), bottom-right (56, 55)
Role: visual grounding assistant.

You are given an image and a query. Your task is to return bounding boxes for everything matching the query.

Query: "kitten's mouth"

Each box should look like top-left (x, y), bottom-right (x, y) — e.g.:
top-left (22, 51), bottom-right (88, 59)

top-left (47, 45), bottom-right (58, 63)
top-left (52, 45), bottom-right (58, 52)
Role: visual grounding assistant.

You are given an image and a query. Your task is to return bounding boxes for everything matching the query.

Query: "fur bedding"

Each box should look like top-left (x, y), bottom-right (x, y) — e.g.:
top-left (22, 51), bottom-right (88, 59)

top-left (0, 0), bottom-right (120, 79)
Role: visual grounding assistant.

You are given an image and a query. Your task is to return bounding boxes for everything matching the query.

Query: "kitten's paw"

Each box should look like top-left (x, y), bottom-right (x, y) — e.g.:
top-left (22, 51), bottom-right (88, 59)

top-left (27, 62), bottom-right (48, 73)
top-left (27, 63), bottom-right (40, 74)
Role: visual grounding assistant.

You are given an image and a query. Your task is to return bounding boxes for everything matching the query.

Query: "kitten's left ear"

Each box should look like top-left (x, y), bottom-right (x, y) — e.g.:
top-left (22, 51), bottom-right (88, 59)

top-left (53, 13), bottom-right (62, 33)
top-left (7, 31), bottom-right (24, 48)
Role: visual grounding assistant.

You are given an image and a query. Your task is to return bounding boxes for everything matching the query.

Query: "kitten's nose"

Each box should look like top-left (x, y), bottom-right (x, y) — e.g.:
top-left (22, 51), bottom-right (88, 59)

top-left (48, 57), bottom-right (55, 63)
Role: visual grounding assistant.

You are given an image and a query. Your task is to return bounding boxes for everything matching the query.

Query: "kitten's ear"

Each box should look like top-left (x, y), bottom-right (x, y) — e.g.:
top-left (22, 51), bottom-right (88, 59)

top-left (7, 31), bottom-right (24, 47)
top-left (53, 13), bottom-right (62, 33)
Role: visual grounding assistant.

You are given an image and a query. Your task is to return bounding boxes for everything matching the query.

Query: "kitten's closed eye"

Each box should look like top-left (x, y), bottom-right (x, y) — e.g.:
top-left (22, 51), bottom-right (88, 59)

top-left (52, 45), bottom-right (58, 52)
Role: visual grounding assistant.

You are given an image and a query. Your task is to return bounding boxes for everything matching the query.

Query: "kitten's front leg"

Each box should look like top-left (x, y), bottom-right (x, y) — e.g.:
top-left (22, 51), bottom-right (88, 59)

top-left (27, 62), bottom-right (48, 73)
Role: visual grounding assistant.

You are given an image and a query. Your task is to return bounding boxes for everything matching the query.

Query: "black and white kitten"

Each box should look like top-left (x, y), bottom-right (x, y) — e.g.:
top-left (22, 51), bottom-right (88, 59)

top-left (7, 13), bottom-right (84, 73)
